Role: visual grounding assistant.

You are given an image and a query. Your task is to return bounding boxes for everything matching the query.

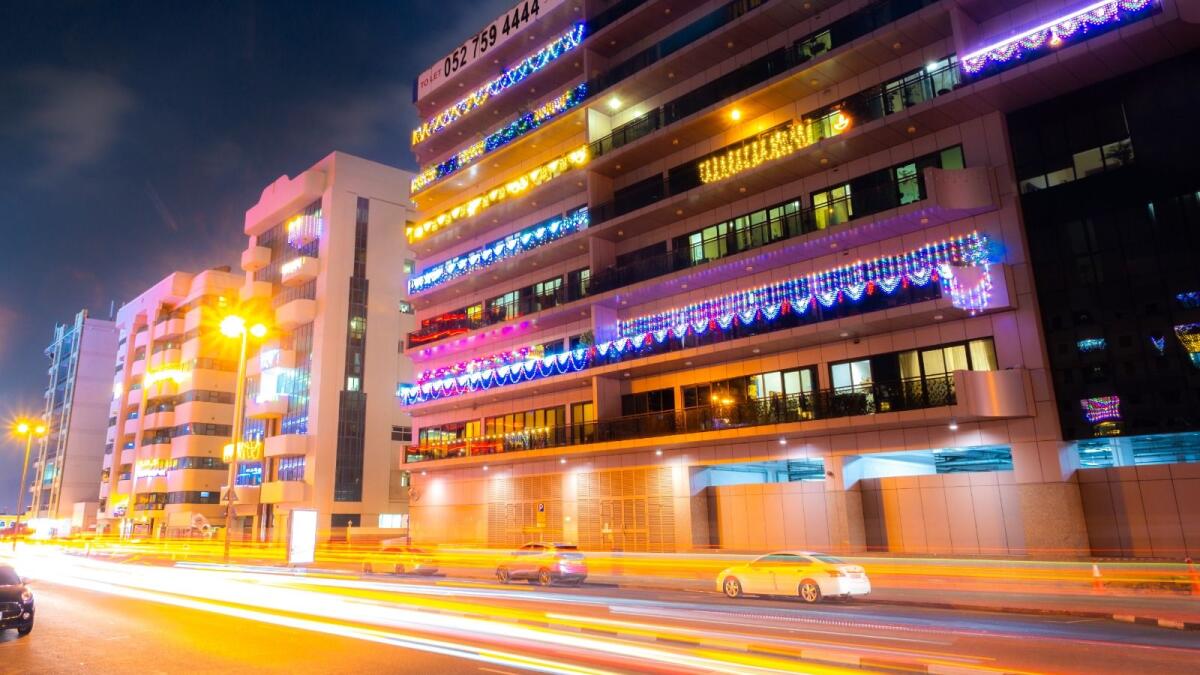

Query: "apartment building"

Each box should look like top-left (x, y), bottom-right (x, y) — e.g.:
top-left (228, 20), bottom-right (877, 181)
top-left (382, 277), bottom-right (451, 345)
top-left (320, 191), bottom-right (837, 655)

top-left (98, 268), bottom-right (244, 537)
top-left (400, 0), bottom-right (1200, 555)
top-left (236, 151), bottom-right (415, 539)
top-left (28, 309), bottom-right (118, 527)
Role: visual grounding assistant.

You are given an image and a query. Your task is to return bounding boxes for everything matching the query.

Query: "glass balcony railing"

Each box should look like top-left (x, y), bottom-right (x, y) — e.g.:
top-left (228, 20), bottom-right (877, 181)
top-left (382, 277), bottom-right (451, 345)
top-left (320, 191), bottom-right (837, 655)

top-left (408, 285), bottom-right (584, 347)
top-left (406, 374), bottom-right (956, 462)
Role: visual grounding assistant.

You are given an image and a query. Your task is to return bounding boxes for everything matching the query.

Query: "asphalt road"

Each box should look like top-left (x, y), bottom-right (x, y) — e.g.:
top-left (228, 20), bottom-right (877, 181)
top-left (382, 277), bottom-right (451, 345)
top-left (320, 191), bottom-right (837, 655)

top-left (0, 580), bottom-right (538, 675)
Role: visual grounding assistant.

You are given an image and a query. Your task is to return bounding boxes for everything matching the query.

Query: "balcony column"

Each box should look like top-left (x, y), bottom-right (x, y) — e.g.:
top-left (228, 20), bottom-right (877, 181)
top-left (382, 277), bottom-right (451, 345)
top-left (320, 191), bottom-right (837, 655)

top-left (823, 455), bottom-right (867, 554)
top-left (591, 375), bottom-right (622, 421)
top-left (591, 305), bottom-right (620, 344)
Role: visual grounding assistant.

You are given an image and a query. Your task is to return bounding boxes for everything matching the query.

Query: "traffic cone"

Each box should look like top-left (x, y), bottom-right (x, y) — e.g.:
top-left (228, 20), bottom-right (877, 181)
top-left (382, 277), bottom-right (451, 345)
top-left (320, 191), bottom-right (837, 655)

top-left (1186, 557), bottom-right (1199, 596)
top-left (1091, 563), bottom-right (1104, 592)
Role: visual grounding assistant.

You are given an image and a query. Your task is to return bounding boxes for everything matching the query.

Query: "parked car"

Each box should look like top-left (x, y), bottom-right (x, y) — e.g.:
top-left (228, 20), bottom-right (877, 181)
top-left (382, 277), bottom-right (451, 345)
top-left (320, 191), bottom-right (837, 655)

top-left (496, 543), bottom-right (587, 586)
top-left (716, 551), bottom-right (870, 603)
top-left (0, 564), bottom-right (34, 636)
top-left (362, 539), bottom-right (439, 576)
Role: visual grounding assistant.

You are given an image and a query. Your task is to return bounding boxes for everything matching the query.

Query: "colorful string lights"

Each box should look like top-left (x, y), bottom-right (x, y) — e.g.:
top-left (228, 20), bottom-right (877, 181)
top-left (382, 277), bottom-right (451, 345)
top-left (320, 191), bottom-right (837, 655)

top-left (286, 209), bottom-right (322, 249)
top-left (409, 208), bottom-right (588, 294)
top-left (619, 233), bottom-right (992, 336)
top-left (411, 83), bottom-right (590, 194)
top-left (698, 113), bottom-right (852, 185)
top-left (1150, 335), bottom-right (1166, 355)
top-left (398, 233), bottom-right (994, 405)
top-left (1077, 338), bottom-right (1107, 352)
top-left (411, 23), bottom-right (587, 146)
top-left (416, 344), bottom-right (547, 386)
top-left (1081, 396), bottom-right (1121, 423)
top-left (407, 146), bottom-right (590, 242)
top-left (961, 1), bottom-right (1156, 75)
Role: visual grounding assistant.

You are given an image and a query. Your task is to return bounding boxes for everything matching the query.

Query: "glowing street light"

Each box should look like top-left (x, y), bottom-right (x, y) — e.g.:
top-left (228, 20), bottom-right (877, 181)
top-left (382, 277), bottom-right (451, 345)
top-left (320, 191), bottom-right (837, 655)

top-left (219, 313), bottom-right (269, 565)
top-left (11, 418), bottom-right (47, 551)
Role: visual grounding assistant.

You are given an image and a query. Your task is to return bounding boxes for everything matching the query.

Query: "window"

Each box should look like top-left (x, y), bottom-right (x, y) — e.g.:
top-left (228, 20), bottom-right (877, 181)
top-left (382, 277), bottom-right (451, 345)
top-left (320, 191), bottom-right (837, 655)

top-left (398, 301), bottom-right (413, 314)
top-left (276, 456), bottom-right (305, 482)
top-left (346, 376), bottom-right (360, 392)
top-left (812, 184), bottom-right (852, 230)
top-left (621, 389), bottom-right (675, 416)
top-left (831, 359), bottom-right (872, 390)
top-left (391, 426), bottom-right (412, 442)
top-left (403, 259), bottom-right (415, 274)
top-left (379, 513), bottom-right (409, 529)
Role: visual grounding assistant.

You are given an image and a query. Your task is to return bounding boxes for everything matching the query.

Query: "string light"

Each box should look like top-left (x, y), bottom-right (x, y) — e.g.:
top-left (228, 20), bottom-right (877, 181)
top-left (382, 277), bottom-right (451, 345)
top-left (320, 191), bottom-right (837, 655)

top-left (407, 146), bottom-right (590, 243)
top-left (408, 208), bottom-right (588, 294)
top-left (1150, 335), bottom-right (1166, 355)
top-left (285, 209), bottom-right (322, 248)
top-left (411, 23), bottom-right (587, 146)
top-left (1076, 338), bottom-right (1107, 352)
top-left (1082, 396), bottom-right (1121, 423)
top-left (961, 1), bottom-right (1156, 75)
top-left (398, 233), bottom-right (994, 405)
top-left (698, 113), bottom-right (851, 185)
top-left (411, 83), bottom-right (590, 194)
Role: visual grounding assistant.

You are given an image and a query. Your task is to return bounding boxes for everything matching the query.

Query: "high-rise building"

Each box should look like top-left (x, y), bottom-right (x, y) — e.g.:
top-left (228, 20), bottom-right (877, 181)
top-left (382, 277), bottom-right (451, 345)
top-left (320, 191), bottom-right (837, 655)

top-left (400, 0), bottom-right (1199, 554)
top-left (236, 151), bottom-right (414, 539)
top-left (98, 268), bottom-right (244, 537)
top-left (28, 309), bottom-right (118, 528)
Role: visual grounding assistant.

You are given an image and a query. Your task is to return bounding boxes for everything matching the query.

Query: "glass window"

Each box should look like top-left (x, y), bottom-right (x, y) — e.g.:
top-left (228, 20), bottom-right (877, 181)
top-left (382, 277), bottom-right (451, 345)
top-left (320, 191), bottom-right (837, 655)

top-left (813, 184), bottom-right (852, 230)
top-left (1046, 166), bottom-right (1075, 187)
top-left (1102, 139), bottom-right (1134, 168)
top-left (895, 163), bottom-right (920, 205)
top-left (939, 146), bottom-right (965, 171)
top-left (969, 339), bottom-right (998, 371)
top-left (1072, 147), bottom-right (1105, 179)
top-left (944, 344), bottom-right (970, 372)
top-left (831, 359), bottom-right (871, 390)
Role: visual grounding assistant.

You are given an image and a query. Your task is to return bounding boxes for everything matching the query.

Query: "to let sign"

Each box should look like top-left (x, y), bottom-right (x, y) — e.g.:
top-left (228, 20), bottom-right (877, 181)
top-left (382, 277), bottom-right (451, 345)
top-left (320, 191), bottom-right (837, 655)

top-left (414, 0), bottom-right (564, 103)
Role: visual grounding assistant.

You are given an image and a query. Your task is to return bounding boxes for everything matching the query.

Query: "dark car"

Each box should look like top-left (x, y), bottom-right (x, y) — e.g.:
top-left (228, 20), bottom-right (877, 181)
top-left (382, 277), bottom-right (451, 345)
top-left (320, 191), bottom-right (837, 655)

top-left (0, 564), bottom-right (34, 636)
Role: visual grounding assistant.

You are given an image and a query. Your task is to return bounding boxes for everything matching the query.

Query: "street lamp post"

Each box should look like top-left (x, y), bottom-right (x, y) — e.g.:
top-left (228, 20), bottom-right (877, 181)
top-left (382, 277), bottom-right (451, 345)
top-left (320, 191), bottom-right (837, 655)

top-left (220, 315), bottom-right (267, 566)
top-left (11, 420), bottom-right (47, 551)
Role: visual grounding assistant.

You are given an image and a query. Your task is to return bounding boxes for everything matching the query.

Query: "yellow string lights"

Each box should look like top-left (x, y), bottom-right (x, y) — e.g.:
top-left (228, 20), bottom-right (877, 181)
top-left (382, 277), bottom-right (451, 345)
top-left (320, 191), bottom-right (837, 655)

top-left (697, 112), bottom-right (851, 184)
top-left (407, 145), bottom-right (590, 243)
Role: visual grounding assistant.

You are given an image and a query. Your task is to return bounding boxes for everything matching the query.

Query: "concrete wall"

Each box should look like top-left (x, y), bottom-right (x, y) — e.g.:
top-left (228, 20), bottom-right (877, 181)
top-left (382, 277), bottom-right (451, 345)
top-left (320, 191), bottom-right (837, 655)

top-left (1077, 465), bottom-right (1200, 558)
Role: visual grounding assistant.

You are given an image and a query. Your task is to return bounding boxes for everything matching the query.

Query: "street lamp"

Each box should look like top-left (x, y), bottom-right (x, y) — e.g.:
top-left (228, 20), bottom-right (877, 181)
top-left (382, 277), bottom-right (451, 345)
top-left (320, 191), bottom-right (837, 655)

top-left (219, 314), bottom-right (268, 565)
top-left (11, 418), bottom-right (47, 551)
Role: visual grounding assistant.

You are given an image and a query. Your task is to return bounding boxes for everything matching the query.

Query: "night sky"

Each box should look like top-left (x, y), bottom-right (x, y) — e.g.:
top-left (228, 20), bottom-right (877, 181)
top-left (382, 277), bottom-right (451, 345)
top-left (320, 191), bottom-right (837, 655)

top-left (0, 0), bottom-right (515, 512)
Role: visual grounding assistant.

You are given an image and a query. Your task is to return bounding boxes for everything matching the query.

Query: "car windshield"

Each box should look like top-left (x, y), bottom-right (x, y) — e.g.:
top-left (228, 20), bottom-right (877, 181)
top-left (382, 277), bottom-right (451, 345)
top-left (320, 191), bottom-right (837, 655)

top-left (0, 568), bottom-right (21, 585)
top-left (810, 554), bottom-right (846, 564)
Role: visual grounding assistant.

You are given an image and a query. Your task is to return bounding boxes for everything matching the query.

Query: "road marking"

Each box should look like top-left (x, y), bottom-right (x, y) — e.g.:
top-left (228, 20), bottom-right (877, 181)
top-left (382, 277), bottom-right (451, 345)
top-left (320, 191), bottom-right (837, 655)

top-left (478, 668), bottom-right (523, 675)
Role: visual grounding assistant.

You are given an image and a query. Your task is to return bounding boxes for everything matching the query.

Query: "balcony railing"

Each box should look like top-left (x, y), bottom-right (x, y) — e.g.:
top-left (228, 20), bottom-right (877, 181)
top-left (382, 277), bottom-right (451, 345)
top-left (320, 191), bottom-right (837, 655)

top-left (406, 374), bottom-right (955, 462)
top-left (409, 285), bottom-right (585, 347)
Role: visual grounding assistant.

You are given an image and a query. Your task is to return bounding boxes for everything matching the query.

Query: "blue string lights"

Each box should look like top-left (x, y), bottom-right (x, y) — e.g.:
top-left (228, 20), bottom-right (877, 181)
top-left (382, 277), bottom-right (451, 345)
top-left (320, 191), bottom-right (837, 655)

top-left (1077, 338), bottom-right (1107, 353)
top-left (398, 233), bottom-right (995, 406)
top-left (408, 208), bottom-right (588, 295)
top-left (1082, 396), bottom-right (1121, 424)
top-left (962, 1), bottom-right (1156, 76)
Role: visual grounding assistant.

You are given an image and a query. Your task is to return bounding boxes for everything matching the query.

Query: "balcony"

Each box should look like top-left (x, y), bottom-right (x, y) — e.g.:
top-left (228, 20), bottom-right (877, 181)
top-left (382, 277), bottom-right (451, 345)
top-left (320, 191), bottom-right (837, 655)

top-left (150, 348), bottom-right (181, 370)
top-left (143, 410), bottom-right (175, 430)
top-left (265, 433), bottom-right (311, 458)
top-left (134, 328), bottom-right (150, 349)
top-left (247, 398), bottom-right (288, 419)
top-left (153, 318), bottom-right (185, 340)
top-left (129, 358), bottom-right (146, 379)
top-left (408, 373), bottom-right (959, 463)
top-left (280, 256), bottom-right (319, 287)
top-left (240, 280), bottom-right (273, 302)
top-left (221, 484), bottom-right (260, 508)
top-left (276, 298), bottom-right (316, 331)
top-left (260, 480), bottom-right (307, 504)
top-left (241, 245), bottom-right (271, 272)
top-left (122, 417), bottom-right (140, 437)
top-left (408, 284), bottom-right (584, 349)
top-left (248, 348), bottom-right (296, 377)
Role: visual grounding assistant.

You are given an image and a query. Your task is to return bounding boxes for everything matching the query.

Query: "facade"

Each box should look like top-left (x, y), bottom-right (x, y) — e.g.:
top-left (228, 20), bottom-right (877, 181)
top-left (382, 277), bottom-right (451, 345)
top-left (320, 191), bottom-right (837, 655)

top-left (236, 151), bottom-right (414, 540)
top-left (98, 268), bottom-right (244, 537)
top-left (401, 0), bottom-right (1200, 555)
top-left (28, 310), bottom-right (118, 525)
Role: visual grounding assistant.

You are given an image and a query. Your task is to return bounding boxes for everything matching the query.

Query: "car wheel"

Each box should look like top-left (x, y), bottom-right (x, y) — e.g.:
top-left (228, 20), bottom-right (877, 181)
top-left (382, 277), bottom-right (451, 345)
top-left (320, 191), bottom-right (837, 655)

top-left (496, 567), bottom-right (510, 584)
top-left (393, 564), bottom-right (406, 575)
top-left (799, 579), bottom-right (822, 604)
top-left (537, 568), bottom-right (553, 586)
top-left (723, 576), bottom-right (743, 598)
top-left (18, 622), bottom-right (33, 636)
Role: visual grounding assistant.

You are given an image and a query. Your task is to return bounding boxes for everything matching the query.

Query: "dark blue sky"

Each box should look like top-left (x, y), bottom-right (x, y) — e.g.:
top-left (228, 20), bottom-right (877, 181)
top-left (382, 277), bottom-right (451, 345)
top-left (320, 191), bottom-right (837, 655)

top-left (0, 0), bottom-right (514, 511)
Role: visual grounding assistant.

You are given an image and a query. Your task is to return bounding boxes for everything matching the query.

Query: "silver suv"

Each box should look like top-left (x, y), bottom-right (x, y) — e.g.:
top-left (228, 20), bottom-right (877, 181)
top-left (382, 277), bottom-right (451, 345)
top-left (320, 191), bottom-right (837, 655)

top-left (495, 543), bottom-right (587, 586)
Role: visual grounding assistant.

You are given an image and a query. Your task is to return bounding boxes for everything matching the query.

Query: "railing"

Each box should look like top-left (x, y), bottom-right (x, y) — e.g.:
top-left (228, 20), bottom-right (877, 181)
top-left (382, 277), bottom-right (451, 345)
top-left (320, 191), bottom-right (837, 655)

top-left (587, 176), bottom-right (924, 294)
top-left (589, 59), bottom-right (958, 224)
top-left (406, 374), bottom-right (955, 462)
top-left (408, 285), bottom-right (581, 347)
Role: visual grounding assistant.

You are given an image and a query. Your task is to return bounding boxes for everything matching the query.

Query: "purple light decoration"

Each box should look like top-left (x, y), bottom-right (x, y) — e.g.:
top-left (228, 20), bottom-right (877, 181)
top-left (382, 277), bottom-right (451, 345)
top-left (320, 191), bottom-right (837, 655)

top-left (961, 1), bottom-right (1156, 75)
top-left (286, 209), bottom-right (322, 249)
top-left (398, 233), bottom-right (995, 406)
top-left (618, 232), bottom-right (992, 337)
top-left (1150, 335), bottom-right (1165, 355)
top-left (1082, 396), bottom-right (1121, 423)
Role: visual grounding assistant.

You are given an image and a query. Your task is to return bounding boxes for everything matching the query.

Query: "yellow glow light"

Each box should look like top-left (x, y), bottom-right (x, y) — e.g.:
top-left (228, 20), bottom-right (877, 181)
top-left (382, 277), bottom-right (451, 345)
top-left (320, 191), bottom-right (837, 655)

top-left (36, 424), bottom-right (46, 435)
top-left (406, 146), bottom-right (590, 243)
top-left (607, 97), bottom-right (621, 110)
top-left (730, 109), bottom-right (742, 121)
top-left (831, 110), bottom-right (851, 133)
top-left (697, 113), bottom-right (853, 185)
top-left (145, 367), bottom-right (190, 386)
top-left (220, 315), bottom-right (246, 338)
top-left (249, 323), bottom-right (268, 339)
top-left (16, 421), bottom-right (29, 434)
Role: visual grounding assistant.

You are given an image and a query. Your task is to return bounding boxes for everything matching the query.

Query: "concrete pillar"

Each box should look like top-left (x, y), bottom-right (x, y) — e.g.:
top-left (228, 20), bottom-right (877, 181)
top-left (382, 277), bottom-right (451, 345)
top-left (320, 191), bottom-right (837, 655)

top-left (591, 375), bottom-right (623, 419)
top-left (823, 455), bottom-right (866, 554)
top-left (1010, 441), bottom-right (1090, 555)
top-left (592, 304), bottom-right (620, 344)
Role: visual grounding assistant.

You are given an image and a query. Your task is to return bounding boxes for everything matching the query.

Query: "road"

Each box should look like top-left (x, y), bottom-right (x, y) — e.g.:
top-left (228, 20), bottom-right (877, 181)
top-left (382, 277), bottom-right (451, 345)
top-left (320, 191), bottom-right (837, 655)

top-left (3, 551), bottom-right (1199, 674)
top-left (0, 580), bottom-right (539, 675)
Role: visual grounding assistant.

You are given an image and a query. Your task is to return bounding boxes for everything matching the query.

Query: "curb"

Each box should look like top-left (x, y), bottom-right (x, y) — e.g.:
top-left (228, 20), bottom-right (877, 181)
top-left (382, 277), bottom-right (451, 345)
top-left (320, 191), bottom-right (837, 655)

top-left (851, 597), bottom-right (1200, 631)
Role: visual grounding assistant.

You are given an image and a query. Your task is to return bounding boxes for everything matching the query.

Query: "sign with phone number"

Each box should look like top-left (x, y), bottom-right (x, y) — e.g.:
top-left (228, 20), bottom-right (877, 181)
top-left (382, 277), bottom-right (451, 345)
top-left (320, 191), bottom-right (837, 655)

top-left (414, 0), bottom-right (565, 104)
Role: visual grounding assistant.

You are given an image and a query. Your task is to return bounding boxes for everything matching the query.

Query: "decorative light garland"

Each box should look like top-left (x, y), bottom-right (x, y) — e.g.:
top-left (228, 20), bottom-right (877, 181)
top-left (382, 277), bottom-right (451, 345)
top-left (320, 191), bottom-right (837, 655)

top-left (407, 145), bottom-right (590, 242)
top-left (620, 233), bottom-right (992, 336)
top-left (398, 233), bottom-right (994, 405)
top-left (411, 83), bottom-right (590, 195)
top-left (408, 208), bottom-right (588, 294)
top-left (412, 23), bottom-right (587, 146)
top-left (1076, 338), bottom-right (1106, 352)
top-left (1174, 323), bottom-right (1200, 353)
top-left (1082, 396), bottom-right (1121, 423)
top-left (961, 1), bottom-right (1156, 75)
top-left (1150, 335), bottom-right (1166, 355)
top-left (416, 344), bottom-right (546, 386)
top-left (1176, 291), bottom-right (1200, 309)
top-left (286, 209), bottom-right (322, 248)
top-left (701, 121), bottom-right (809, 184)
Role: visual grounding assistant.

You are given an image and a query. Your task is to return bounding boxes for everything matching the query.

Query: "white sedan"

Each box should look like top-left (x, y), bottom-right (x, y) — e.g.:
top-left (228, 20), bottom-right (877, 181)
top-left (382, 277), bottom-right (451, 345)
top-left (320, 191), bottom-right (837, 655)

top-left (716, 551), bottom-right (870, 603)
